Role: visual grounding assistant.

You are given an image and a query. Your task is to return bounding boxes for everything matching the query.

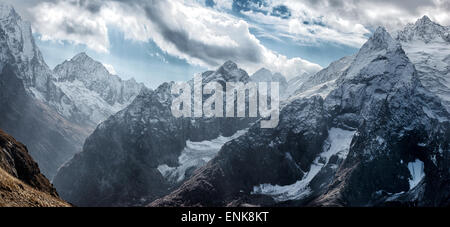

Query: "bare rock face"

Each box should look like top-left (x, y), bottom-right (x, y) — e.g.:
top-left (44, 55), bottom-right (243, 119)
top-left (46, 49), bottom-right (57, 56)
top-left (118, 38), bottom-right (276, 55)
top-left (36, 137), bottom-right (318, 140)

top-left (0, 129), bottom-right (70, 207)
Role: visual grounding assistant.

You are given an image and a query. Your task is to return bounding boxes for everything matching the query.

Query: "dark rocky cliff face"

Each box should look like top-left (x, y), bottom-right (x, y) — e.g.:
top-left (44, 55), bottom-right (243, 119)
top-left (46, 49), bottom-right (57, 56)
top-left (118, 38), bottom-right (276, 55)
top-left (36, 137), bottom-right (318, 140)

top-left (150, 96), bottom-right (329, 207)
top-left (0, 128), bottom-right (57, 196)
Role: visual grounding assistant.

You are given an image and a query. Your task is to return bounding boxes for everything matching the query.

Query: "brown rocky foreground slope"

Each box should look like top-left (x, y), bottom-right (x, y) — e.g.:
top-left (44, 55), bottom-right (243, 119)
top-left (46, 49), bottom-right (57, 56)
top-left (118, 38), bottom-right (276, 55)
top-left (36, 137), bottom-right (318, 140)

top-left (0, 129), bottom-right (70, 207)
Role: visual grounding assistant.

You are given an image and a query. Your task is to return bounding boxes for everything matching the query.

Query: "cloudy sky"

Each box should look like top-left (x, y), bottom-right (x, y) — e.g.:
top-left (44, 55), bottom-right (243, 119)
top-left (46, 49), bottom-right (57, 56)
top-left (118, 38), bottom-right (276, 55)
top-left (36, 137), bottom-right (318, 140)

top-left (4, 0), bottom-right (450, 87)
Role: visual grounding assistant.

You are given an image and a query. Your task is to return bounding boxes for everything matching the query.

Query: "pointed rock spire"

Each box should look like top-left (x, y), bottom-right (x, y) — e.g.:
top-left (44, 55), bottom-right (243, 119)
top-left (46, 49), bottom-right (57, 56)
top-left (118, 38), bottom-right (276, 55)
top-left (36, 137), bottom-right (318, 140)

top-left (360, 27), bottom-right (397, 52)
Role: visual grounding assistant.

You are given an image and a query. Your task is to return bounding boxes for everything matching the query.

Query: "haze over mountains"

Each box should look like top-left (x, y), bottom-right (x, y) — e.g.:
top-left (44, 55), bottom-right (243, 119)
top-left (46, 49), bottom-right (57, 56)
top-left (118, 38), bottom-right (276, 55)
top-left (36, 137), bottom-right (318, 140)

top-left (0, 2), bottom-right (449, 207)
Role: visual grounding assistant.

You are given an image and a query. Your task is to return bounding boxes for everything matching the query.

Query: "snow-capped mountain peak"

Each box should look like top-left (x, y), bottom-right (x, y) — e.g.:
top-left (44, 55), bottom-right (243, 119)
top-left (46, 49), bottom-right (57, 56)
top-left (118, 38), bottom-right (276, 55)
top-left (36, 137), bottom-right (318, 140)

top-left (204, 60), bottom-right (250, 83)
top-left (0, 2), bottom-right (38, 63)
top-left (341, 27), bottom-right (404, 83)
top-left (221, 60), bottom-right (239, 71)
top-left (361, 27), bottom-right (398, 52)
top-left (71, 52), bottom-right (99, 65)
top-left (54, 52), bottom-right (110, 82)
top-left (52, 53), bottom-right (145, 126)
top-left (396, 15), bottom-right (450, 43)
top-left (417, 15), bottom-right (433, 25)
top-left (396, 16), bottom-right (450, 111)
top-left (0, 2), bottom-right (49, 93)
top-left (0, 3), bottom-right (15, 20)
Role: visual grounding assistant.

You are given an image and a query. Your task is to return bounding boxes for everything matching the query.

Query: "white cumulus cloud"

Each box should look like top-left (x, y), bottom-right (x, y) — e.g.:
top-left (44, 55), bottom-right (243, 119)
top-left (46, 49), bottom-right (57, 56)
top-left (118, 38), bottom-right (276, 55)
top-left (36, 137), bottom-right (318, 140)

top-left (102, 63), bottom-right (117, 75)
top-left (29, 0), bottom-right (322, 79)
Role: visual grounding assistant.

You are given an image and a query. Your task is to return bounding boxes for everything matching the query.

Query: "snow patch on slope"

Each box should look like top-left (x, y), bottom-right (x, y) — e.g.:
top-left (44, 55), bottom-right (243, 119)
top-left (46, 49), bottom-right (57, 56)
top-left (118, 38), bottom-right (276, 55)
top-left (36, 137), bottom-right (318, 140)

top-left (288, 79), bottom-right (337, 101)
top-left (158, 129), bottom-right (248, 183)
top-left (52, 53), bottom-right (144, 126)
top-left (408, 159), bottom-right (425, 189)
top-left (252, 128), bottom-right (355, 202)
top-left (396, 16), bottom-right (450, 111)
top-left (401, 40), bottom-right (450, 111)
top-left (54, 80), bottom-right (128, 124)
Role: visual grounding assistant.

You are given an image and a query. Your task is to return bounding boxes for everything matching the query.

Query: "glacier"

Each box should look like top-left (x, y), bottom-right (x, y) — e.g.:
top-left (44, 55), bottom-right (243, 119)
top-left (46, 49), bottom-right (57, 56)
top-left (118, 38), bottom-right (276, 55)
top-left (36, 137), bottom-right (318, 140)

top-left (158, 129), bottom-right (248, 183)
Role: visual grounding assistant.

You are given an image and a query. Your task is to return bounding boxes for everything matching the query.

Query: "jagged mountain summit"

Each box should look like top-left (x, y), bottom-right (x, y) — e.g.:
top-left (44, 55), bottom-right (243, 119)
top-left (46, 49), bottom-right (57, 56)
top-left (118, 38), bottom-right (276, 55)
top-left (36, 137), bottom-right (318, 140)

top-left (151, 27), bottom-right (450, 207)
top-left (0, 4), bottom-right (52, 97)
top-left (0, 129), bottom-right (70, 207)
top-left (396, 16), bottom-right (450, 111)
top-left (397, 16), bottom-right (450, 43)
top-left (53, 61), bottom-right (256, 207)
top-left (53, 52), bottom-right (145, 127)
top-left (203, 60), bottom-right (251, 84)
